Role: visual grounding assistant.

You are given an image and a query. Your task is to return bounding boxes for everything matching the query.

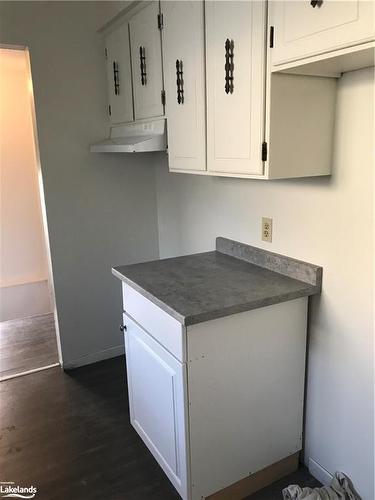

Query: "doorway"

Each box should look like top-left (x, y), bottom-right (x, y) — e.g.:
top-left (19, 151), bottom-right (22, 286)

top-left (0, 46), bottom-right (61, 380)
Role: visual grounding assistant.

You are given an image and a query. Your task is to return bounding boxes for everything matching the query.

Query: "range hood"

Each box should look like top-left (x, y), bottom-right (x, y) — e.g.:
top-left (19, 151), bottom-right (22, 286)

top-left (90, 118), bottom-right (167, 153)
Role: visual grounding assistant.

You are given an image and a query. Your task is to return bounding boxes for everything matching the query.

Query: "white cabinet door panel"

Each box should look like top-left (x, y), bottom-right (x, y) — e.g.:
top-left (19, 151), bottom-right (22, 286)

top-left (105, 24), bottom-right (134, 124)
top-left (129, 2), bottom-right (164, 120)
top-left (206, 1), bottom-right (266, 175)
top-left (162, 1), bottom-right (206, 172)
top-left (124, 314), bottom-right (189, 499)
top-left (271, 0), bottom-right (375, 66)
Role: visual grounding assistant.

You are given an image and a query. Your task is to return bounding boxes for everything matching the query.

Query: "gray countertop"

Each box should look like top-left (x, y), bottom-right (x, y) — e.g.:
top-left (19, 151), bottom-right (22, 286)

top-left (112, 238), bottom-right (322, 326)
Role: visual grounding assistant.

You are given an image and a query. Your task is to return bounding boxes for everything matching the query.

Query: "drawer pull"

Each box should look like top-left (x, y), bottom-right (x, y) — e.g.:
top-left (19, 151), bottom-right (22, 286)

top-left (120, 324), bottom-right (127, 332)
top-left (310, 0), bottom-right (323, 7)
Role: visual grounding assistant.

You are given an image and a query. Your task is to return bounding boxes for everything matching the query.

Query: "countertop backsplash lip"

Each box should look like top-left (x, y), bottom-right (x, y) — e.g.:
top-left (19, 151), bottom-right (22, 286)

top-left (112, 237), bottom-right (322, 326)
top-left (216, 236), bottom-right (323, 290)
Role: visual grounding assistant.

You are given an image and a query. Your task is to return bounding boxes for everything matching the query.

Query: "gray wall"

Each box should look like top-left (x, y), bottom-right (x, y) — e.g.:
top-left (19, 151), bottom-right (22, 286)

top-left (0, 2), bottom-right (160, 366)
top-left (156, 69), bottom-right (374, 499)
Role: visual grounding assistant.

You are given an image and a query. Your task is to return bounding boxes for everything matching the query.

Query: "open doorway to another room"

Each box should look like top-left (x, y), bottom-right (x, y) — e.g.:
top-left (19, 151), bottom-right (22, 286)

top-left (0, 46), bottom-right (61, 380)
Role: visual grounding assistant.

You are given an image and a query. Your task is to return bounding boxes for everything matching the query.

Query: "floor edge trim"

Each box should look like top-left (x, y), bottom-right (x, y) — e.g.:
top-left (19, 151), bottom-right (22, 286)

top-left (0, 362), bottom-right (60, 382)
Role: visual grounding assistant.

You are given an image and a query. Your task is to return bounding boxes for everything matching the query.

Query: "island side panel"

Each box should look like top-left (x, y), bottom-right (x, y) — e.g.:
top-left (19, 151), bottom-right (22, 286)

top-left (186, 297), bottom-right (308, 500)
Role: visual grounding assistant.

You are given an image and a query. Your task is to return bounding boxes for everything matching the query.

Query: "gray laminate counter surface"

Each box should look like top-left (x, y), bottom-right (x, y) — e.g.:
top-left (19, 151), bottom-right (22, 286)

top-left (112, 241), bottom-right (322, 326)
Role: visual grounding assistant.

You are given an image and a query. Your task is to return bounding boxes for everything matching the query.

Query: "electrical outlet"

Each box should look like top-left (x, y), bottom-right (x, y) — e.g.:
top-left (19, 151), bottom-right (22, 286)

top-left (262, 217), bottom-right (273, 243)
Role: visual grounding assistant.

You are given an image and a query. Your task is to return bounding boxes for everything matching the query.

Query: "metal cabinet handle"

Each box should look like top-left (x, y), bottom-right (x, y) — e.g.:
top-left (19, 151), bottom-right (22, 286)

top-left (225, 38), bottom-right (234, 95)
top-left (176, 59), bottom-right (184, 104)
top-left (113, 61), bottom-right (120, 95)
top-left (310, 0), bottom-right (323, 7)
top-left (139, 46), bottom-right (147, 86)
top-left (120, 324), bottom-right (127, 332)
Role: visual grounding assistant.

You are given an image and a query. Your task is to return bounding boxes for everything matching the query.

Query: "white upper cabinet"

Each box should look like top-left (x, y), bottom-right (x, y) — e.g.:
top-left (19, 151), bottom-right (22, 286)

top-left (270, 0), bottom-right (375, 67)
top-left (129, 2), bottom-right (164, 120)
top-left (104, 23), bottom-right (134, 125)
top-left (161, 1), bottom-right (206, 172)
top-left (99, 0), bottom-right (356, 179)
top-left (205, 1), bottom-right (266, 176)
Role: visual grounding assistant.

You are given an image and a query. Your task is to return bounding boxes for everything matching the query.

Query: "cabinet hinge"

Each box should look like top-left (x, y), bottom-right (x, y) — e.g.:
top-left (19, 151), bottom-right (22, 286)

top-left (157, 13), bottom-right (164, 30)
top-left (270, 26), bottom-right (274, 48)
top-left (105, 47), bottom-right (108, 59)
top-left (108, 104), bottom-right (112, 116)
top-left (262, 142), bottom-right (268, 162)
top-left (161, 90), bottom-right (166, 106)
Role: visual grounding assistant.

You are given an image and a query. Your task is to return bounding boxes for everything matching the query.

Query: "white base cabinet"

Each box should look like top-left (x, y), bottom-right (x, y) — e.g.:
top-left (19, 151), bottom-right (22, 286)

top-left (121, 283), bottom-right (308, 500)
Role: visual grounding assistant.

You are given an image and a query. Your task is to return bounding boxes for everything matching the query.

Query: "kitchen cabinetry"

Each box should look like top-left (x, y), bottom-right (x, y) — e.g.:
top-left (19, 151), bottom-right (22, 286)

top-left (159, 0), bottom-right (336, 179)
top-left (264, 73), bottom-right (336, 179)
top-left (104, 23), bottom-right (134, 124)
top-left (120, 283), bottom-right (308, 499)
top-left (124, 313), bottom-right (189, 499)
top-left (99, 0), bottom-right (373, 178)
top-left (113, 237), bottom-right (323, 499)
top-left (161, 1), bottom-right (206, 172)
top-left (270, 0), bottom-right (375, 69)
top-left (102, 2), bottom-right (164, 125)
top-left (205, 1), bottom-right (266, 176)
top-left (129, 1), bottom-right (164, 120)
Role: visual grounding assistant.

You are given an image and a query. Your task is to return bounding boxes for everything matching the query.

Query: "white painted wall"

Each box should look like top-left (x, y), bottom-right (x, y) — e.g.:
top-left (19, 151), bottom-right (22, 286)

top-left (155, 68), bottom-right (374, 499)
top-left (0, 48), bottom-right (52, 321)
top-left (0, 2), bottom-right (160, 367)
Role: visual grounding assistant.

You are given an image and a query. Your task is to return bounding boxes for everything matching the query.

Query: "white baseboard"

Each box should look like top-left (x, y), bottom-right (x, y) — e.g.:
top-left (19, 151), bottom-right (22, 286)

top-left (63, 344), bottom-right (125, 369)
top-left (308, 458), bottom-right (333, 486)
top-left (0, 280), bottom-right (53, 321)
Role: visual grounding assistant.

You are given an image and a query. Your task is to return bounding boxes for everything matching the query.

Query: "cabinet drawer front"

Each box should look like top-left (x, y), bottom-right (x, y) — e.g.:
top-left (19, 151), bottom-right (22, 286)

top-left (271, 0), bottom-right (375, 66)
top-left (124, 314), bottom-right (189, 499)
top-left (122, 283), bottom-right (185, 361)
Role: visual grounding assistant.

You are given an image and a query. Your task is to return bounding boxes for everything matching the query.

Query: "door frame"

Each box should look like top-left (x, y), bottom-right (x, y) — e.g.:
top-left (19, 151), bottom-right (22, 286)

top-left (0, 43), bottom-right (63, 367)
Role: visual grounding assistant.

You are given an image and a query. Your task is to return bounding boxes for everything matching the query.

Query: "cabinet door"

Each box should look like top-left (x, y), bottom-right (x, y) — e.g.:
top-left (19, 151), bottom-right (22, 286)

top-left (124, 315), bottom-right (189, 499)
top-left (270, 0), bottom-right (375, 67)
top-left (104, 24), bottom-right (134, 124)
top-left (129, 2), bottom-right (164, 120)
top-left (206, 1), bottom-right (266, 176)
top-left (161, 1), bottom-right (206, 172)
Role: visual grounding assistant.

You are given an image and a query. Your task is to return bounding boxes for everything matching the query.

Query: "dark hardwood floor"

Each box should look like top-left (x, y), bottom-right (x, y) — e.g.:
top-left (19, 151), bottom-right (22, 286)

top-left (0, 356), bottom-right (320, 500)
top-left (0, 313), bottom-right (59, 379)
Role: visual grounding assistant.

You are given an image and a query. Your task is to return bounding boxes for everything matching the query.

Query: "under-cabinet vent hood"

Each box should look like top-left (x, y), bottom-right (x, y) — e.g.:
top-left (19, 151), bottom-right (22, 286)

top-left (90, 118), bottom-right (167, 153)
